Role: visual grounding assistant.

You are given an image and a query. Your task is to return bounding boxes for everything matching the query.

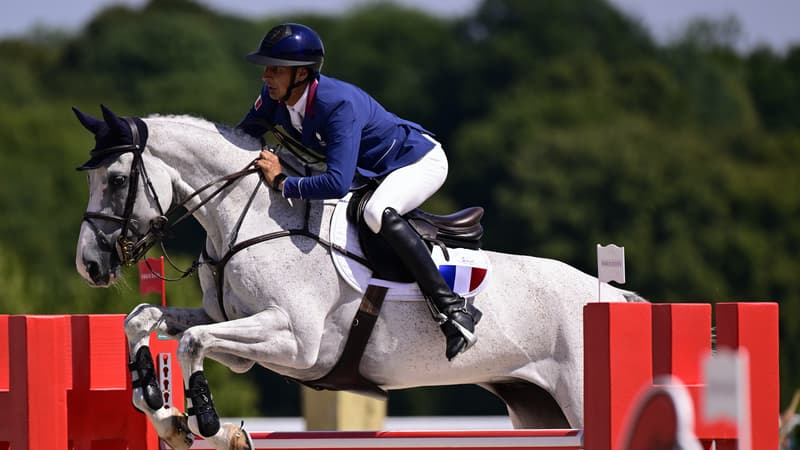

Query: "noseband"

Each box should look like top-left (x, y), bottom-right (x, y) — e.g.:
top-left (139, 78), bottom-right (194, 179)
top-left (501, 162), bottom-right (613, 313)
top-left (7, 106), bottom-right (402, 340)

top-left (81, 117), bottom-right (169, 267)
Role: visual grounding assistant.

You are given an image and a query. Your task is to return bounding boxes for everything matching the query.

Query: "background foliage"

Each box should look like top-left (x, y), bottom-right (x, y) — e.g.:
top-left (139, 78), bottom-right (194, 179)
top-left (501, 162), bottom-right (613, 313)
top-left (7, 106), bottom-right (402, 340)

top-left (1, 0), bottom-right (798, 418)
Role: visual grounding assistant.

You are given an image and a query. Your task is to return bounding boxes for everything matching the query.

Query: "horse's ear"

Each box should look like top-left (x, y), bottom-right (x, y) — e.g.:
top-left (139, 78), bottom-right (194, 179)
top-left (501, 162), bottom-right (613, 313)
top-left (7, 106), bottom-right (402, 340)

top-left (100, 103), bottom-right (126, 135)
top-left (72, 106), bottom-right (104, 134)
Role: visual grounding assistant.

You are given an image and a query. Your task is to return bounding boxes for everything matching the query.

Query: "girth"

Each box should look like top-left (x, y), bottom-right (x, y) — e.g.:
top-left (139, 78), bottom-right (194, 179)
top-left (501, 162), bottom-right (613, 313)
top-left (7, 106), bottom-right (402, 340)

top-left (294, 284), bottom-right (390, 400)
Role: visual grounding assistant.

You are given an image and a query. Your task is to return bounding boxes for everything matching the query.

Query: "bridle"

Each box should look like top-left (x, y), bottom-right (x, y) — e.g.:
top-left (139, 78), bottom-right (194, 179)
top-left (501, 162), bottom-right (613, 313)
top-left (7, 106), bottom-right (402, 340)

top-left (81, 117), bottom-right (167, 267)
top-left (81, 117), bottom-right (259, 271)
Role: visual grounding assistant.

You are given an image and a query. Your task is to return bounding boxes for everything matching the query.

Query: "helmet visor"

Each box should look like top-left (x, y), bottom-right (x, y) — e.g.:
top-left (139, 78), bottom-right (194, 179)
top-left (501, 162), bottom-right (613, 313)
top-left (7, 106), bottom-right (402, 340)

top-left (245, 53), bottom-right (318, 67)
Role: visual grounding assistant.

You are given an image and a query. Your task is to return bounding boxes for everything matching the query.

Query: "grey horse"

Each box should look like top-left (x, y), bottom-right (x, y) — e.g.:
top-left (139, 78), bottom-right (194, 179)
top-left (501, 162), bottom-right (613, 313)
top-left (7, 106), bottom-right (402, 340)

top-left (73, 105), bottom-right (642, 450)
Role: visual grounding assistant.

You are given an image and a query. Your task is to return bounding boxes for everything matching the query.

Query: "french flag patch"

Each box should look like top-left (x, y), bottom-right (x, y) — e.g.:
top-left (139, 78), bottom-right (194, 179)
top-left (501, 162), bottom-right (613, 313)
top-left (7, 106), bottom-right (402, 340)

top-left (439, 265), bottom-right (488, 297)
top-left (254, 94), bottom-right (263, 110)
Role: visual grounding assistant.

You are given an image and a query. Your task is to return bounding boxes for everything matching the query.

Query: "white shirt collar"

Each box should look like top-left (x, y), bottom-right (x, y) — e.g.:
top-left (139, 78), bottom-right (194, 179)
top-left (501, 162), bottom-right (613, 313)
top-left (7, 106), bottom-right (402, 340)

top-left (286, 84), bottom-right (309, 132)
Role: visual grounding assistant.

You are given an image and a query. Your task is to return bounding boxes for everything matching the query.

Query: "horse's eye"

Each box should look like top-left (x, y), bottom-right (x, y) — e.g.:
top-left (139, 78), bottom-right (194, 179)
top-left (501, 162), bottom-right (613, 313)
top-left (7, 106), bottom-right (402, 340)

top-left (109, 175), bottom-right (127, 188)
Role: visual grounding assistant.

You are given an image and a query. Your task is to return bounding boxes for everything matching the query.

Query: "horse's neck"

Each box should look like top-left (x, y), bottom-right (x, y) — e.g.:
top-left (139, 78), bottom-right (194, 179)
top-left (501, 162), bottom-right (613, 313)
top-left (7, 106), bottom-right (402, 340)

top-left (145, 116), bottom-right (257, 185)
top-left (144, 117), bottom-right (312, 252)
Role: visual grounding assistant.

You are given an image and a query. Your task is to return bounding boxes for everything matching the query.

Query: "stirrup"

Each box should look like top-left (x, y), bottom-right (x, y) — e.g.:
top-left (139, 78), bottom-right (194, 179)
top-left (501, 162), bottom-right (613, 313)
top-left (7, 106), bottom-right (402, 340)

top-left (442, 317), bottom-right (477, 361)
top-left (448, 315), bottom-right (478, 349)
top-left (423, 294), bottom-right (469, 325)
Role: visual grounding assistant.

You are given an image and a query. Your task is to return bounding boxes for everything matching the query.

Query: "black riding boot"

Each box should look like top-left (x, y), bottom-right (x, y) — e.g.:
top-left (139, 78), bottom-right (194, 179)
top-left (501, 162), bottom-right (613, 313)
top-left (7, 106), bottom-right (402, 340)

top-left (378, 207), bottom-right (478, 361)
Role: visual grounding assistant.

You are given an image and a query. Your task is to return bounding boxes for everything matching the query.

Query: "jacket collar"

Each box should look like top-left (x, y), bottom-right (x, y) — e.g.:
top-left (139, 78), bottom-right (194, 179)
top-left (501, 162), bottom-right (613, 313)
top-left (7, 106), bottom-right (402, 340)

top-left (306, 78), bottom-right (319, 116)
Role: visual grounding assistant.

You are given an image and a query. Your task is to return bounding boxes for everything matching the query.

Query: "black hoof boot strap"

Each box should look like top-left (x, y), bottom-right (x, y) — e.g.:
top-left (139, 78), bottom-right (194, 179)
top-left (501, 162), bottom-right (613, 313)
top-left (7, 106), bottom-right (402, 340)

top-left (186, 371), bottom-right (220, 437)
top-left (129, 346), bottom-right (164, 410)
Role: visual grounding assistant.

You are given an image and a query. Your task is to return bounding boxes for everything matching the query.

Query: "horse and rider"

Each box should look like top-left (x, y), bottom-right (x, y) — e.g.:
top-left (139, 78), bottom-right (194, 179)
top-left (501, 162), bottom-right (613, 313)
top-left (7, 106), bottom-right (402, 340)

top-left (239, 23), bottom-right (478, 362)
top-left (73, 21), bottom-right (643, 450)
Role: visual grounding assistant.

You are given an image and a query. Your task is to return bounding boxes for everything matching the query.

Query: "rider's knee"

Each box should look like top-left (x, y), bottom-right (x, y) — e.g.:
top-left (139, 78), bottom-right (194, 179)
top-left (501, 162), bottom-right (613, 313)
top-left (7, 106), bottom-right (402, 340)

top-left (362, 203), bottom-right (384, 234)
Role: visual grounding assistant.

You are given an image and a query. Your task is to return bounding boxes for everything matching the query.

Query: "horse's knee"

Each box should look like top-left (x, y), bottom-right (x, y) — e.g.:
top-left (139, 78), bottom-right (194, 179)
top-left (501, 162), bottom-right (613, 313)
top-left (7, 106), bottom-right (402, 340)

top-left (177, 327), bottom-right (208, 373)
top-left (124, 303), bottom-right (162, 342)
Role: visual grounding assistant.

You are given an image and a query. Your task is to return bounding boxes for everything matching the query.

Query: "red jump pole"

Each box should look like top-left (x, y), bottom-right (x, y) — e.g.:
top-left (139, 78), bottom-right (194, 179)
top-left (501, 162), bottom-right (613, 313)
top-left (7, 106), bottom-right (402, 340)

top-left (584, 302), bottom-right (653, 450)
top-left (68, 314), bottom-right (158, 450)
top-left (0, 315), bottom-right (9, 450)
top-left (0, 315), bottom-right (71, 450)
top-left (715, 302), bottom-right (779, 450)
top-left (651, 303), bottom-right (711, 387)
top-left (651, 303), bottom-right (721, 449)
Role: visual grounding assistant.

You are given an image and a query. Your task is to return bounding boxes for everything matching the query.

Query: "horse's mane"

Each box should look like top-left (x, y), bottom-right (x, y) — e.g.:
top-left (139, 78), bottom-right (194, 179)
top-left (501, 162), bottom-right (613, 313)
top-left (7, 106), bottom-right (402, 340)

top-left (144, 114), bottom-right (261, 150)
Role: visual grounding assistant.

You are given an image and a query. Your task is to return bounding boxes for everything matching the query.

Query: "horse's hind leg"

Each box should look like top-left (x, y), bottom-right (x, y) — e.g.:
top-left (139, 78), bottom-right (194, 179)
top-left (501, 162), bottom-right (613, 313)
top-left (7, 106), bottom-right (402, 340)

top-left (480, 381), bottom-right (570, 429)
top-left (124, 303), bottom-right (216, 450)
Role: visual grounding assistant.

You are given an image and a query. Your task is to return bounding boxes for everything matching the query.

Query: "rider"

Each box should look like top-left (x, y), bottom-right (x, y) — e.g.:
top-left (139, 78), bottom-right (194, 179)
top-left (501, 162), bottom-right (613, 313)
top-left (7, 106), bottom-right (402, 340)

top-left (238, 23), bottom-right (477, 361)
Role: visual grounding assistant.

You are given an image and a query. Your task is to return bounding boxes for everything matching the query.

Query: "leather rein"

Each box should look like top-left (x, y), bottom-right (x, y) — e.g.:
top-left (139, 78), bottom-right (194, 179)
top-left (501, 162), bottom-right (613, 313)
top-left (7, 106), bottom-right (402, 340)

top-left (81, 117), bottom-right (367, 320)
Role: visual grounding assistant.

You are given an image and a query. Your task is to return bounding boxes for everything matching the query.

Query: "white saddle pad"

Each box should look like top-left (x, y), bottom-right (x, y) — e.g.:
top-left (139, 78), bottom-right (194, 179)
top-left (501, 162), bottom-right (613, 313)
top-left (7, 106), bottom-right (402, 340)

top-left (329, 194), bottom-right (491, 301)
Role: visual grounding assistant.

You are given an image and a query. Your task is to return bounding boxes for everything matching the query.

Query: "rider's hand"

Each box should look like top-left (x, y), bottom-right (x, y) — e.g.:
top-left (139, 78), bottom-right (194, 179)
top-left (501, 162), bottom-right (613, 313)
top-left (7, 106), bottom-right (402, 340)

top-left (256, 149), bottom-right (285, 190)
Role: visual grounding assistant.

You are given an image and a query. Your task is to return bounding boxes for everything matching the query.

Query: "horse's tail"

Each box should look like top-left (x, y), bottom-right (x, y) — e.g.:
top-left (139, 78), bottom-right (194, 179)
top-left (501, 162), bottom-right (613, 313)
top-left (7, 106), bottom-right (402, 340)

top-left (623, 291), bottom-right (648, 303)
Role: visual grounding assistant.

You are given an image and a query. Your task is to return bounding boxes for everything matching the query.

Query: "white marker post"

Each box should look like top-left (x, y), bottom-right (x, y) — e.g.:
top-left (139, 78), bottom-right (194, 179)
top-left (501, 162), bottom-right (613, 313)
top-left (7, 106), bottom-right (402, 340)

top-left (596, 244), bottom-right (625, 301)
top-left (703, 349), bottom-right (751, 450)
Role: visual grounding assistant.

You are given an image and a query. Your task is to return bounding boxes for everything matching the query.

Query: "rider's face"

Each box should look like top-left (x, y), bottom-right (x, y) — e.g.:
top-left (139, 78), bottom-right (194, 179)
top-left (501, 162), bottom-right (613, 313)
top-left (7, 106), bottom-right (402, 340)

top-left (262, 66), bottom-right (307, 104)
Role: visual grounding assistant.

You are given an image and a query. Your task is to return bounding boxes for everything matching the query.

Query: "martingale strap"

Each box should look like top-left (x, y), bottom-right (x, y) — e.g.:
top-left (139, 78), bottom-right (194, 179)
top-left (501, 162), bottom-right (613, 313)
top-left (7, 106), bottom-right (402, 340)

top-left (294, 284), bottom-right (390, 400)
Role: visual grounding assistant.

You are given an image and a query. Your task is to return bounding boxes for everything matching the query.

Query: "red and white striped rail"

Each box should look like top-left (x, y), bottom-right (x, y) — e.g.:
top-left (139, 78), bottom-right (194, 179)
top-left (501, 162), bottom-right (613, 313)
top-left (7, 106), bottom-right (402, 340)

top-left (190, 429), bottom-right (582, 450)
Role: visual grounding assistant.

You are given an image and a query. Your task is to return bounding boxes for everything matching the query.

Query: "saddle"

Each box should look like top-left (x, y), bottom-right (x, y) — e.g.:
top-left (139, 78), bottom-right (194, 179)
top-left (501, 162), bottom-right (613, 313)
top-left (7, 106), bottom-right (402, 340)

top-left (346, 187), bottom-right (484, 282)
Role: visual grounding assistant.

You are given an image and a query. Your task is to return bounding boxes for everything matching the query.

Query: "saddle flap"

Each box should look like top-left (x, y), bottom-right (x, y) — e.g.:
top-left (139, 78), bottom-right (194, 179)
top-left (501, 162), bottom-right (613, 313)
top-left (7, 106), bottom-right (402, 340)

top-left (430, 245), bottom-right (491, 297)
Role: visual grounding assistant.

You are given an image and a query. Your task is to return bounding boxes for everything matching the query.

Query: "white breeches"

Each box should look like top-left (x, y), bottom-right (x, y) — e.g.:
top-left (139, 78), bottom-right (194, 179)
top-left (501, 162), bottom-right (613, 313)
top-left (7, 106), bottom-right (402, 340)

top-left (363, 136), bottom-right (448, 234)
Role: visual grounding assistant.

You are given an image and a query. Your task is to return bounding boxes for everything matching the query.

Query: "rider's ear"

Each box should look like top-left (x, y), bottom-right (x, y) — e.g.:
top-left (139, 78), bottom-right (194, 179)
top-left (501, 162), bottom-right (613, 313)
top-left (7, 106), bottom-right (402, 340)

top-left (297, 67), bottom-right (310, 82)
top-left (100, 104), bottom-right (126, 136)
top-left (72, 106), bottom-right (104, 134)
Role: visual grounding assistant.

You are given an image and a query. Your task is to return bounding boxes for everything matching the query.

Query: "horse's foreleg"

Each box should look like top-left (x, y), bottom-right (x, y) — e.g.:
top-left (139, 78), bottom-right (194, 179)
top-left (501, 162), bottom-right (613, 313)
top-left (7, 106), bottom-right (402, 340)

top-left (177, 306), bottom-right (298, 450)
top-left (124, 303), bottom-right (215, 450)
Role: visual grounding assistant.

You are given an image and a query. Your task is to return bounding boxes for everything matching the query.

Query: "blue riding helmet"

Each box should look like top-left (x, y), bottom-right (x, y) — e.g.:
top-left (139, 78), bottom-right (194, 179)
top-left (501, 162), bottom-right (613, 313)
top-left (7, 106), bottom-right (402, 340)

top-left (246, 23), bottom-right (324, 72)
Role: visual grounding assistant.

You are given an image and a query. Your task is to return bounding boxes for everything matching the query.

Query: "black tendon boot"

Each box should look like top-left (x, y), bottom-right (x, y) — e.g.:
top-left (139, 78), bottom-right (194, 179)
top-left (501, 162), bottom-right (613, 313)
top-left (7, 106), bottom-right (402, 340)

top-left (129, 346), bottom-right (164, 411)
top-left (186, 371), bottom-right (220, 437)
top-left (379, 208), bottom-right (478, 360)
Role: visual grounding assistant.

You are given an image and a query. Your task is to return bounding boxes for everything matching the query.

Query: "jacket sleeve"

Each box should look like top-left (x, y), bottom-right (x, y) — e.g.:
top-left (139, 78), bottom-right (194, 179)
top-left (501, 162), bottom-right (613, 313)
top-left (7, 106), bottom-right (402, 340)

top-left (282, 101), bottom-right (360, 200)
top-left (236, 86), bottom-right (272, 138)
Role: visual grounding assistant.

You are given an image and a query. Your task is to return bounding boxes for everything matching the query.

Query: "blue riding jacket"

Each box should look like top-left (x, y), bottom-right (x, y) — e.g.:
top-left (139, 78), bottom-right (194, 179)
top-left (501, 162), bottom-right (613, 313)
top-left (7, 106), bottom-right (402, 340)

top-left (238, 74), bottom-right (435, 200)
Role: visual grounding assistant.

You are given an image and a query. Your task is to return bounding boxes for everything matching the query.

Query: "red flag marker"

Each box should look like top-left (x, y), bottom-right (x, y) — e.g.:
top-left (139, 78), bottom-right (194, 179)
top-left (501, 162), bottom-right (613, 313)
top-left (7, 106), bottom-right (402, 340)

top-left (138, 256), bottom-right (166, 306)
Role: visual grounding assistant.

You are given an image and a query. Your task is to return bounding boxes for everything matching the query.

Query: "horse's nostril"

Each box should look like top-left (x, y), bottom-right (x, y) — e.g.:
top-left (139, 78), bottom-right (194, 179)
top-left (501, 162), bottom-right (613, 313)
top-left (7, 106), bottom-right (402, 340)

top-left (86, 260), bottom-right (101, 282)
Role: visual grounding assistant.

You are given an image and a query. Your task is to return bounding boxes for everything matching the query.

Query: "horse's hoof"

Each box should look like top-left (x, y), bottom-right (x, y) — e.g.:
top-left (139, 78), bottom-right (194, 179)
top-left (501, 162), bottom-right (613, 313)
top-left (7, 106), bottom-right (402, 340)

top-left (222, 422), bottom-right (253, 450)
top-left (161, 412), bottom-right (195, 450)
